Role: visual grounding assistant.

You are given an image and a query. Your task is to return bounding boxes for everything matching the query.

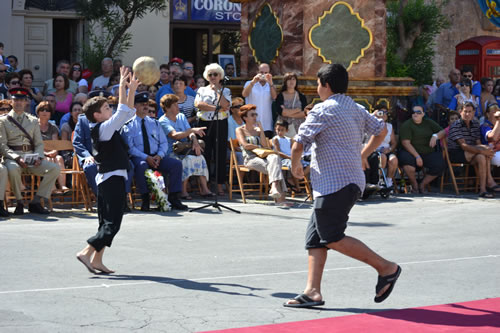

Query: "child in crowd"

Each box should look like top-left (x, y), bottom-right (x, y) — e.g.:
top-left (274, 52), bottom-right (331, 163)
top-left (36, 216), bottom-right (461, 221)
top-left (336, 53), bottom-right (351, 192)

top-left (76, 67), bottom-right (139, 274)
top-left (272, 120), bottom-right (309, 193)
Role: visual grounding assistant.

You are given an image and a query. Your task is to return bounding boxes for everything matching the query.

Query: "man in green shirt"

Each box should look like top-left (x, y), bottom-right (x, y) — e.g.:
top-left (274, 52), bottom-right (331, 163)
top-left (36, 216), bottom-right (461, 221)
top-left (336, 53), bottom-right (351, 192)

top-left (399, 105), bottom-right (446, 193)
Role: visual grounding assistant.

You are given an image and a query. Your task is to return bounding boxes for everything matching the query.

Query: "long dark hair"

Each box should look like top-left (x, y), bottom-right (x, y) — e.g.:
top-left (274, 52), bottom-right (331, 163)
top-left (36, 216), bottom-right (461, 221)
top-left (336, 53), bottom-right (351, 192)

top-left (280, 72), bottom-right (299, 94)
top-left (68, 102), bottom-right (83, 131)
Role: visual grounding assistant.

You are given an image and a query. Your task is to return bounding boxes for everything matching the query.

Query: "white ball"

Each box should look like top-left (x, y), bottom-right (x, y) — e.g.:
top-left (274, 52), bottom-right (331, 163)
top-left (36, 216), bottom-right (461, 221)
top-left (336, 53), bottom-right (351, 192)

top-left (132, 56), bottom-right (160, 86)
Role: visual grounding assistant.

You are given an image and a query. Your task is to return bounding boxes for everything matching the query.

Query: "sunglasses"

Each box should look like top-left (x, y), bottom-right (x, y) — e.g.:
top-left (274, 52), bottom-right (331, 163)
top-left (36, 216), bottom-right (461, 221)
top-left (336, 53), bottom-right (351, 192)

top-left (38, 109), bottom-right (51, 113)
top-left (232, 105), bottom-right (243, 109)
top-left (0, 70), bottom-right (5, 73)
top-left (10, 81), bottom-right (20, 85)
top-left (184, 67), bottom-right (194, 70)
top-left (412, 110), bottom-right (424, 115)
top-left (463, 74), bottom-right (473, 78)
top-left (208, 73), bottom-right (219, 77)
top-left (72, 67), bottom-right (81, 71)
top-left (248, 113), bottom-right (258, 117)
top-left (0, 107), bottom-right (11, 111)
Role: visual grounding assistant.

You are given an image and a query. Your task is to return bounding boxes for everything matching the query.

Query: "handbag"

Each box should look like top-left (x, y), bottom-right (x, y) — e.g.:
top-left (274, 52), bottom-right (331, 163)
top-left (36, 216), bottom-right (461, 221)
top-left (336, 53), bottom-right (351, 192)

top-left (252, 148), bottom-right (277, 158)
top-left (173, 139), bottom-right (205, 156)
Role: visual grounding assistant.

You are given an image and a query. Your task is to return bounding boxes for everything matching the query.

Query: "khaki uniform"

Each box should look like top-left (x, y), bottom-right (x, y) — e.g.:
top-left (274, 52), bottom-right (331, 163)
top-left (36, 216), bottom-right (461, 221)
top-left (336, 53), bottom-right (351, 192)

top-left (0, 110), bottom-right (60, 200)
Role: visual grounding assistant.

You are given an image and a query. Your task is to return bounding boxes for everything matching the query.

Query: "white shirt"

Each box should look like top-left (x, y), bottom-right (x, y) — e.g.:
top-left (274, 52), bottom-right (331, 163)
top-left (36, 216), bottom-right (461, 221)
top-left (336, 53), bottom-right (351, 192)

top-left (92, 75), bottom-right (111, 90)
top-left (243, 81), bottom-right (274, 131)
top-left (377, 122), bottom-right (393, 150)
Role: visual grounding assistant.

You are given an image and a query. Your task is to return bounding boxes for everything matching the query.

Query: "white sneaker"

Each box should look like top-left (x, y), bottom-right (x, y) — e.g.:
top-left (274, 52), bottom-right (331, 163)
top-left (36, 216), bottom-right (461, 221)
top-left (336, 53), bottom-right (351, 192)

top-left (386, 178), bottom-right (393, 188)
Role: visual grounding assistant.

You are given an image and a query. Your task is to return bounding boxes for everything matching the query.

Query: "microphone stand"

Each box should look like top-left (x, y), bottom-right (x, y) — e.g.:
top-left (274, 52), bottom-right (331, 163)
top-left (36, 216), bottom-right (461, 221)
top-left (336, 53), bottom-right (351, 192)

top-left (190, 77), bottom-right (240, 214)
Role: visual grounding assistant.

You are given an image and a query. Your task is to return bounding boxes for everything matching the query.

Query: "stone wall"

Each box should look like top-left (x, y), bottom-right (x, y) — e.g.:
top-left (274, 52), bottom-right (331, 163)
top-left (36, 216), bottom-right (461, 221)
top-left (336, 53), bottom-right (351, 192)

top-left (432, 0), bottom-right (500, 80)
top-left (240, 0), bottom-right (387, 78)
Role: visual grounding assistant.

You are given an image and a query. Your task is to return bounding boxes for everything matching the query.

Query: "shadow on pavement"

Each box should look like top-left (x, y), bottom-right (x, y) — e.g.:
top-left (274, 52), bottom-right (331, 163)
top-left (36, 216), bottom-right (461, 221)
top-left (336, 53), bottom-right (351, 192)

top-left (91, 274), bottom-right (267, 297)
top-left (369, 303), bottom-right (500, 328)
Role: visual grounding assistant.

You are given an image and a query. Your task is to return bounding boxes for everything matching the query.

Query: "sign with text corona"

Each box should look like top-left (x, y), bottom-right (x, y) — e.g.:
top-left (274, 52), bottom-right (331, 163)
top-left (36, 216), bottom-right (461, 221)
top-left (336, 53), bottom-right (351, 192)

top-left (191, 0), bottom-right (241, 22)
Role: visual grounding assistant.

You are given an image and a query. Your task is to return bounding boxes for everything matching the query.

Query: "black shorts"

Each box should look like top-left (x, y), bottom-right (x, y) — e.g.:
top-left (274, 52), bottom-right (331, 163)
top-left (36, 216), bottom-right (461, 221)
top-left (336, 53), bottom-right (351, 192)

top-left (448, 149), bottom-right (467, 164)
top-left (398, 149), bottom-right (445, 176)
top-left (305, 183), bottom-right (361, 249)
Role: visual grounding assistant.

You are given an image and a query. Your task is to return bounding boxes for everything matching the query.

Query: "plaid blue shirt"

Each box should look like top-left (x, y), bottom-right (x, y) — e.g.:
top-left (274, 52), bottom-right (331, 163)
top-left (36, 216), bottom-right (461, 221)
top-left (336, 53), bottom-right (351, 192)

top-left (295, 94), bottom-right (384, 198)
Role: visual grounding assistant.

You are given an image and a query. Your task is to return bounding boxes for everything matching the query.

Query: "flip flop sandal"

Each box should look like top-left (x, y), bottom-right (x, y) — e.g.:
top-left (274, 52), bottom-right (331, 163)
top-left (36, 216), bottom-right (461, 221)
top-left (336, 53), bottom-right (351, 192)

top-left (479, 192), bottom-right (495, 198)
top-left (374, 265), bottom-right (402, 303)
top-left (486, 185), bottom-right (500, 193)
top-left (283, 294), bottom-right (325, 308)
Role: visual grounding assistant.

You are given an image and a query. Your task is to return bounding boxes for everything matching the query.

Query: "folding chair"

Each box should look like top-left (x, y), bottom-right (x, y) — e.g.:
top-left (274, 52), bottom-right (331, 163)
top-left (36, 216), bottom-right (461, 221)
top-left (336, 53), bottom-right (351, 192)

top-left (440, 137), bottom-right (479, 195)
top-left (228, 139), bottom-right (268, 203)
top-left (43, 140), bottom-right (92, 210)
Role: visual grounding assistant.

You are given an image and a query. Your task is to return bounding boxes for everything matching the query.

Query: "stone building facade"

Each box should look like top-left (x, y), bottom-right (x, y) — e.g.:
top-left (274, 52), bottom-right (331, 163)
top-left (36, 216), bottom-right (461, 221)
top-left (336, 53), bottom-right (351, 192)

top-left (432, 0), bottom-right (500, 79)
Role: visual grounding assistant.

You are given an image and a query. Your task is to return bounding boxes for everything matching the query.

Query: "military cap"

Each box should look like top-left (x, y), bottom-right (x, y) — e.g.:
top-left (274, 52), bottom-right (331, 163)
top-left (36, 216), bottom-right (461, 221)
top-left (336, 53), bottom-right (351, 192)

top-left (9, 87), bottom-right (30, 99)
top-left (88, 90), bottom-right (111, 98)
top-left (134, 92), bottom-right (149, 104)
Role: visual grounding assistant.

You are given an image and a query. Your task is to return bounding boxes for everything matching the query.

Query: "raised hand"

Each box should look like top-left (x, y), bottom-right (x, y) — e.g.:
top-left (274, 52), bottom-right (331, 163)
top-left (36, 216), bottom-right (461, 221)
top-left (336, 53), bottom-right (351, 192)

top-left (126, 73), bottom-right (140, 109)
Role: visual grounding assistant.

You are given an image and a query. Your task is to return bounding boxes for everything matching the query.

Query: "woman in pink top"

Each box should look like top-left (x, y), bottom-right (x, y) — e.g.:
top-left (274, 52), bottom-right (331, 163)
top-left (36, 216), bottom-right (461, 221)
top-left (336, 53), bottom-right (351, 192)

top-left (53, 73), bottom-right (73, 125)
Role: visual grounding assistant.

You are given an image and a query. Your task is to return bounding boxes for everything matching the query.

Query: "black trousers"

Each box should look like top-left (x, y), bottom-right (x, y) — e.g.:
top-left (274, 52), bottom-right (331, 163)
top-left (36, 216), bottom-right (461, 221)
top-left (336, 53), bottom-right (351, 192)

top-left (364, 152), bottom-right (379, 184)
top-left (199, 118), bottom-right (228, 185)
top-left (87, 176), bottom-right (125, 252)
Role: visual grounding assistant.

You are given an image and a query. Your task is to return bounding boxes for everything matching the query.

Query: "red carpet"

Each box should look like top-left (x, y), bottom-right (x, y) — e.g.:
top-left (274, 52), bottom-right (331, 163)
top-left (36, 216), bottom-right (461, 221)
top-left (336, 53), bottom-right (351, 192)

top-left (201, 298), bottom-right (500, 333)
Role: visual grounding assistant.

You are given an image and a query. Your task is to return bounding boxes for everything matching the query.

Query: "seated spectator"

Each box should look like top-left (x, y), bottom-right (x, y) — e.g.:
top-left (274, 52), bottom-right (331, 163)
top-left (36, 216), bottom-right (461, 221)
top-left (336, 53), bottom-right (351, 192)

top-left (228, 97), bottom-right (244, 165)
top-left (154, 63), bottom-right (171, 90)
top-left (448, 79), bottom-right (479, 114)
top-left (123, 92), bottom-right (187, 211)
top-left (236, 104), bottom-right (289, 205)
top-left (147, 99), bottom-right (158, 119)
top-left (36, 101), bottom-right (68, 193)
top-left (194, 74), bottom-right (206, 92)
top-left (92, 57), bottom-right (113, 90)
top-left (444, 110), bottom-right (461, 137)
top-left (158, 94), bottom-right (213, 199)
top-left (106, 72), bottom-right (120, 96)
top-left (72, 113), bottom-right (97, 195)
top-left (493, 79), bottom-right (500, 104)
top-left (19, 69), bottom-right (42, 114)
top-left (69, 62), bottom-right (88, 94)
top-left (148, 85), bottom-right (158, 100)
top-left (155, 63), bottom-right (196, 106)
top-left (272, 119), bottom-right (310, 193)
top-left (44, 94), bottom-right (56, 113)
top-left (61, 102), bottom-right (83, 140)
top-left (480, 103), bottom-right (500, 167)
top-left (448, 102), bottom-right (499, 197)
top-left (479, 77), bottom-right (496, 118)
top-left (373, 105), bottom-right (398, 188)
top-left (170, 76), bottom-right (196, 123)
top-left (0, 99), bottom-right (12, 115)
top-left (53, 73), bottom-right (73, 125)
top-left (7, 55), bottom-right (19, 72)
top-left (42, 60), bottom-right (78, 95)
top-left (4, 72), bottom-right (21, 97)
top-left (182, 61), bottom-right (196, 89)
top-left (399, 105), bottom-right (446, 193)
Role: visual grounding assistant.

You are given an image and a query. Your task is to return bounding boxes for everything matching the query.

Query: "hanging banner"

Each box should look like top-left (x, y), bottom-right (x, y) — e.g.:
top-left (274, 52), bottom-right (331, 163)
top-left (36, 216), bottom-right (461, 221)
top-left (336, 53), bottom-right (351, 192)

top-left (477, 0), bottom-right (500, 27)
top-left (172, 0), bottom-right (189, 20)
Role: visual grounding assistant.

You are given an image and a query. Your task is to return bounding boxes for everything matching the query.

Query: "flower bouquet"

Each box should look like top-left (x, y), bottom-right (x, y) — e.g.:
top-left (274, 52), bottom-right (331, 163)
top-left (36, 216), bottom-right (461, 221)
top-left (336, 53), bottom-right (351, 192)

top-left (144, 169), bottom-right (171, 212)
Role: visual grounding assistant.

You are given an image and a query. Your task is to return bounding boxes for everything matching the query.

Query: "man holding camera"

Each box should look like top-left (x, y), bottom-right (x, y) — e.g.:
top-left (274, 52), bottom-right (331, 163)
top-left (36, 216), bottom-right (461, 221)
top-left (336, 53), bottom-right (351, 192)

top-left (242, 63), bottom-right (277, 138)
top-left (0, 88), bottom-right (60, 214)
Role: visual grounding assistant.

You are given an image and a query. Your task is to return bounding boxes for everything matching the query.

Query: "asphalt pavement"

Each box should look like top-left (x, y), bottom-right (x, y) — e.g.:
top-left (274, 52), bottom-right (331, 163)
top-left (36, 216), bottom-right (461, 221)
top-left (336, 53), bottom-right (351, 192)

top-left (0, 192), bottom-right (499, 332)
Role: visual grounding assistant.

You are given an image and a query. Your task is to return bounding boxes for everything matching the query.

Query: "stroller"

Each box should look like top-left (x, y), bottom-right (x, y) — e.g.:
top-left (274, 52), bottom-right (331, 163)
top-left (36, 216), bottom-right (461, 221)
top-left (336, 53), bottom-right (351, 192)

top-left (362, 151), bottom-right (393, 200)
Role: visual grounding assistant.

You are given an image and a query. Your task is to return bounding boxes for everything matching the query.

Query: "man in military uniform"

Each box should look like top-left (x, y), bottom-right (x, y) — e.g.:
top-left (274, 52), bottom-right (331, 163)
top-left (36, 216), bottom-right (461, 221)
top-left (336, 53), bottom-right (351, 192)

top-left (123, 92), bottom-right (186, 211)
top-left (0, 87), bottom-right (60, 214)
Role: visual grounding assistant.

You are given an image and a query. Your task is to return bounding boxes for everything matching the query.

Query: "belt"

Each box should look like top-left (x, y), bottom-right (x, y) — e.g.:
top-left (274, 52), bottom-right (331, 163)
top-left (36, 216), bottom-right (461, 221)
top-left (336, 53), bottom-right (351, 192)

top-left (9, 144), bottom-right (34, 152)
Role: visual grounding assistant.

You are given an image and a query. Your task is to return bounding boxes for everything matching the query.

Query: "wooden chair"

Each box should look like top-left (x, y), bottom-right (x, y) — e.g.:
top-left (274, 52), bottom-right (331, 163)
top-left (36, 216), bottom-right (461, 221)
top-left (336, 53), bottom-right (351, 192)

top-left (440, 137), bottom-right (479, 195)
top-left (44, 140), bottom-right (92, 210)
top-left (268, 138), bottom-right (313, 201)
top-left (228, 138), bottom-right (268, 203)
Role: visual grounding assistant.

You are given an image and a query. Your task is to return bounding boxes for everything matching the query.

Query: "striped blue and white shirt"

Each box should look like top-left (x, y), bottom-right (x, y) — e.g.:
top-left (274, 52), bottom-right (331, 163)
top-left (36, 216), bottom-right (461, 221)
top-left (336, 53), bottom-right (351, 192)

top-left (294, 94), bottom-right (384, 198)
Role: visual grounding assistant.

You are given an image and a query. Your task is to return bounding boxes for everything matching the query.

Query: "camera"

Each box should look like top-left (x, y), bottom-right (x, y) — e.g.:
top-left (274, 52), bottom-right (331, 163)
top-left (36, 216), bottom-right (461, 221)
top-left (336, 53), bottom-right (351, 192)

top-left (376, 111), bottom-right (385, 117)
top-left (259, 74), bottom-right (266, 80)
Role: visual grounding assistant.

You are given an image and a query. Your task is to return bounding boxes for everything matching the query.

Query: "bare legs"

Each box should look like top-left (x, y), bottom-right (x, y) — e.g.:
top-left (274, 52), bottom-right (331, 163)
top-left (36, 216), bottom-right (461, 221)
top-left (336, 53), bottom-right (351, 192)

top-left (76, 245), bottom-right (114, 274)
top-left (403, 165), bottom-right (437, 193)
top-left (286, 236), bottom-right (398, 305)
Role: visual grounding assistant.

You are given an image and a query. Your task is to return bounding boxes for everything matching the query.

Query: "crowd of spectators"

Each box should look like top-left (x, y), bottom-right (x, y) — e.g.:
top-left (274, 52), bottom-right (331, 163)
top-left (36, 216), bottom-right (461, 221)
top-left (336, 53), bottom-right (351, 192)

top-left (0, 38), bottom-right (499, 218)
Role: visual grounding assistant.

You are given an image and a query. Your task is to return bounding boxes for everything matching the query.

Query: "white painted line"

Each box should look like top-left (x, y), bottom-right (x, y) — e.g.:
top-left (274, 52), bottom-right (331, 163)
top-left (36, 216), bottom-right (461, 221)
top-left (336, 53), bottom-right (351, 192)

top-left (0, 254), bottom-right (498, 295)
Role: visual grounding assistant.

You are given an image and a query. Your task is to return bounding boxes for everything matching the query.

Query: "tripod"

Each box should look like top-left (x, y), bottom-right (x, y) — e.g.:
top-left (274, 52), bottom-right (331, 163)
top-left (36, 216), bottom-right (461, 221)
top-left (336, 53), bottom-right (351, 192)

top-left (190, 77), bottom-right (240, 214)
